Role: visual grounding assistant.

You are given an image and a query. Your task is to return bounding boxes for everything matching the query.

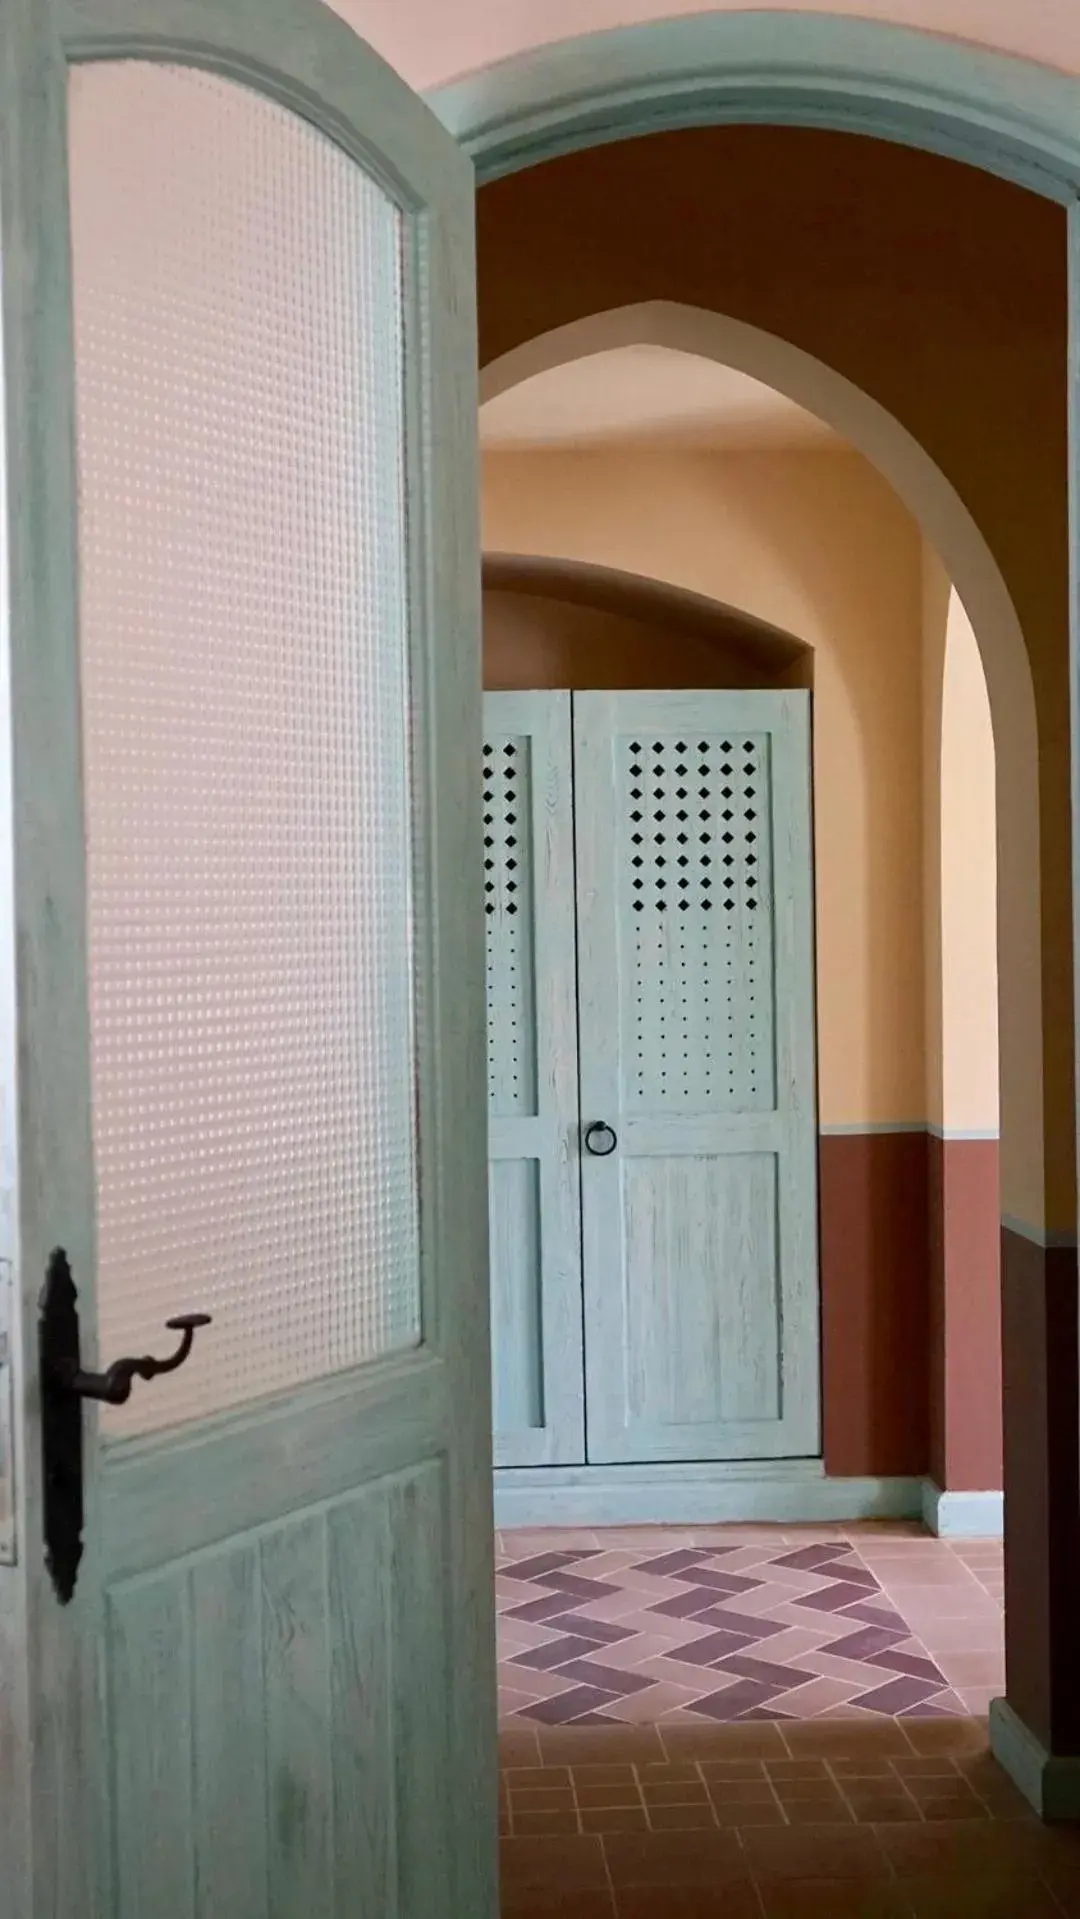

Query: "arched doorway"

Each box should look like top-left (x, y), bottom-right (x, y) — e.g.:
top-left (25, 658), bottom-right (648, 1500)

top-left (442, 41), bottom-right (1080, 1804)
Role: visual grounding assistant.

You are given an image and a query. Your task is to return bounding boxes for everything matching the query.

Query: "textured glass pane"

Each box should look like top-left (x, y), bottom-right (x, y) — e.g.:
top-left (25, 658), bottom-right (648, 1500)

top-left (68, 62), bottom-right (419, 1436)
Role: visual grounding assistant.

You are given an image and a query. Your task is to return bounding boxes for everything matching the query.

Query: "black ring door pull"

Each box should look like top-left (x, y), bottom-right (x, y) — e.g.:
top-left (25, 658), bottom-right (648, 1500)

top-left (584, 1121), bottom-right (618, 1157)
top-left (56, 1311), bottom-right (212, 1407)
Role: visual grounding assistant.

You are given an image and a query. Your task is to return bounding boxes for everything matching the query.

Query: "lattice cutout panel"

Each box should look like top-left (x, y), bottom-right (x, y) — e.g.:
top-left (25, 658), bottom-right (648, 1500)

top-left (621, 732), bottom-right (775, 1112)
top-left (484, 737), bottom-right (538, 1117)
top-left (68, 62), bottom-right (421, 1436)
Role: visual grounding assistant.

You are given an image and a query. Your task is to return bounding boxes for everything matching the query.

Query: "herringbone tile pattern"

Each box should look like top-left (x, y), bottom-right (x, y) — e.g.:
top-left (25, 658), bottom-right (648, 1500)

top-left (497, 1527), bottom-right (1003, 1727)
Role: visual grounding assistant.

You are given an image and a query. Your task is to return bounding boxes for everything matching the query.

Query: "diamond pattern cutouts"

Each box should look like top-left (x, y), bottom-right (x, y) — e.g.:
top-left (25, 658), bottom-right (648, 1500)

top-left (623, 734), bottom-right (774, 1114)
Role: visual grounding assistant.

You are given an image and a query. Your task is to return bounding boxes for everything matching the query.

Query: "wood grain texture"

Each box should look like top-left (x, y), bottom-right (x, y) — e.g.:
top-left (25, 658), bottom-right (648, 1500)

top-left (191, 1544), bottom-right (269, 1919)
top-left (262, 1516), bottom-right (332, 1914)
top-left (488, 1160), bottom-right (544, 1434)
top-left (108, 1576), bottom-right (195, 1919)
top-left (326, 1491), bottom-right (392, 1915)
top-left (492, 1461), bottom-right (923, 1528)
top-left (574, 691), bottom-right (819, 1466)
top-left (103, 1463), bottom-right (454, 1919)
top-left (2, 4), bottom-right (497, 1914)
top-left (484, 692), bottom-right (584, 1467)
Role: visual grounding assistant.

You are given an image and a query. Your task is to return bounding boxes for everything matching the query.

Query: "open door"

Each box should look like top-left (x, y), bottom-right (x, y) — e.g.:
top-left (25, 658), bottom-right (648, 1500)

top-left (0, 3), bottom-right (495, 1914)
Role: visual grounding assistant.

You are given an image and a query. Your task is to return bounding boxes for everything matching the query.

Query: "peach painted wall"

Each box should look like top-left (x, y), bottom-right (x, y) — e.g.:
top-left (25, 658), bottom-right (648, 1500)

top-left (922, 554), bottom-right (999, 1137)
top-left (330, 1), bottom-right (1080, 95)
top-left (940, 592), bottom-right (999, 1135)
top-left (922, 566), bottom-right (1001, 1493)
top-left (482, 444), bottom-right (927, 1127)
top-left (922, 548), bottom-right (948, 1135)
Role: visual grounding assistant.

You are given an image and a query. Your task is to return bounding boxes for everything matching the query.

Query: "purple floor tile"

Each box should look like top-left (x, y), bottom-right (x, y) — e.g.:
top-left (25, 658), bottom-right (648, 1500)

top-left (772, 1544), bottom-right (858, 1572)
top-left (684, 1607), bottom-right (787, 1640)
top-left (852, 1675), bottom-right (945, 1714)
top-left (504, 1591), bottom-right (590, 1625)
top-left (712, 1652), bottom-right (818, 1690)
top-left (663, 1629), bottom-right (761, 1667)
top-left (793, 1580), bottom-right (885, 1614)
top-left (533, 1571), bottom-right (623, 1601)
top-left (841, 1601), bottom-right (907, 1631)
top-left (669, 1568), bottom-right (764, 1595)
top-left (863, 1647), bottom-right (946, 1684)
top-left (516, 1686), bottom-right (623, 1724)
top-left (502, 1551), bottom-right (598, 1582)
top-left (631, 1549), bottom-right (711, 1576)
top-left (649, 1586), bottom-right (737, 1619)
top-left (827, 1625), bottom-right (909, 1661)
top-left (510, 1634), bottom-right (610, 1672)
top-left (689, 1679), bottom-right (785, 1720)
top-left (556, 1659), bottom-right (658, 1695)
top-left (539, 1613), bottom-right (636, 1646)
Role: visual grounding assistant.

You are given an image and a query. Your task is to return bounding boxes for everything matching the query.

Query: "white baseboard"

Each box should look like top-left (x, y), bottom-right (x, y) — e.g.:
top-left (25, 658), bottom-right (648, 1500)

top-left (493, 1464), bottom-right (923, 1528)
top-left (922, 1482), bottom-right (1004, 1537)
top-left (990, 1698), bottom-right (1080, 1820)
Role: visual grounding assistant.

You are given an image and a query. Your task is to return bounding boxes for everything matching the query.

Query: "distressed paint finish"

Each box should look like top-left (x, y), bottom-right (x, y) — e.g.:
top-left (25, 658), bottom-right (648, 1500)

top-left (484, 692), bottom-right (584, 1466)
top-left (0, 2), bottom-right (496, 1914)
top-left (491, 1460), bottom-right (924, 1528)
top-left (574, 691), bottom-right (819, 1465)
top-left (105, 1463), bottom-right (446, 1919)
top-left (432, 15), bottom-right (1080, 199)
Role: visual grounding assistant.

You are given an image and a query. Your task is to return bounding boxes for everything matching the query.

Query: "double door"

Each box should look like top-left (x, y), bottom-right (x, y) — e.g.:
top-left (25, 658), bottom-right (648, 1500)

top-left (485, 689), bottom-right (820, 1471)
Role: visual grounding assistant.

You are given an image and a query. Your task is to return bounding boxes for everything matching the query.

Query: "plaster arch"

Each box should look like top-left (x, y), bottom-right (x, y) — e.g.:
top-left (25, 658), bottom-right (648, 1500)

top-left (480, 301), bottom-right (1041, 1230)
top-left (341, 4), bottom-right (1080, 102)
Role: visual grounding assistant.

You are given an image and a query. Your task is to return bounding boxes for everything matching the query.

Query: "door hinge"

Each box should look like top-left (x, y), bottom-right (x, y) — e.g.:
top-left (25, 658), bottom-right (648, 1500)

top-left (0, 1259), bottom-right (14, 1565)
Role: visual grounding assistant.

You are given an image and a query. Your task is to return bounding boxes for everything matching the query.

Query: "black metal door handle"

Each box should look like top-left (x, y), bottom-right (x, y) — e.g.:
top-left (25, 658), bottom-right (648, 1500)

top-left (584, 1121), bottom-right (618, 1157)
top-left (55, 1311), bottom-right (212, 1407)
top-left (38, 1250), bottom-right (212, 1605)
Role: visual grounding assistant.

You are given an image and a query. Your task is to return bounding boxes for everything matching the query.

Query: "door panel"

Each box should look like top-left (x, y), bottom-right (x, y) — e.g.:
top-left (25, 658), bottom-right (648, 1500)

top-left (484, 692), bottom-right (584, 1465)
top-left (622, 1150), bottom-right (780, 1430)
top-left (0, 4), bottom-right (494, 1913)
top-left (106, 1462), bottom-right (450, 1919)
top-left (575, 691), bottom-right (819, 1465)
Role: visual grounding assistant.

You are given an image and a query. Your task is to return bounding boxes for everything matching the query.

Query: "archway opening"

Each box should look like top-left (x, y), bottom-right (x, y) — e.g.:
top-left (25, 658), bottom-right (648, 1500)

top-left (480, 313), bottom-right (1011, 1733)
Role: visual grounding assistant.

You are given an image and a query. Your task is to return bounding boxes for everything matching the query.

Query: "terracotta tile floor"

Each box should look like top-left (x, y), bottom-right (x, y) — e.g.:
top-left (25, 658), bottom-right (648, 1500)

top-left (495, 1526), bottom-right (1080, 1915)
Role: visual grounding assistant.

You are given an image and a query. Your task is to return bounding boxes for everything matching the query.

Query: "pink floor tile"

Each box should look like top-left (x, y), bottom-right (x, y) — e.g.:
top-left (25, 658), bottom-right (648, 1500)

top-left (936, 1653), bottom-right (1006, 1687)
top-left (602, 1681), bottom-right (710, 1722)
top-left (912, 1618), bottom-right (1005, 1652)
top-left (770, 1675), bottom-right (874, 1717)
top-left (958, 1685), bottom-right (1000, 1714)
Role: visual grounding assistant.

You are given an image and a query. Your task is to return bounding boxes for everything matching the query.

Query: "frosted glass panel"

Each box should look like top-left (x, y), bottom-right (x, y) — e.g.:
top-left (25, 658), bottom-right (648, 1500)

top-left (68, 62), bottom-right (419, 1436)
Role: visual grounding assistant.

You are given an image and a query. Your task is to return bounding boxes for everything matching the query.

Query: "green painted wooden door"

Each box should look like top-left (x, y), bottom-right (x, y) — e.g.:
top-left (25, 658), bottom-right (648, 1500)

top-left (0, 3), bottom-right (495, 1915)
top-left (574, 692), bottom-right (820, 1465)
top-left (483, 693), bottom-right (584, 1465)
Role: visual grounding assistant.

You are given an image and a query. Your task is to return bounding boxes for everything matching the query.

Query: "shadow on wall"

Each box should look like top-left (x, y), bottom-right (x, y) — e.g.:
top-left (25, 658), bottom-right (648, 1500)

top-left (483, 552), bottom-right (813, 691)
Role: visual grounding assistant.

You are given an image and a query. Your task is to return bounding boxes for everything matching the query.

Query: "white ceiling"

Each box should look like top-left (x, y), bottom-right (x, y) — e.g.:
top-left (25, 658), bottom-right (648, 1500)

top-left (480, 345), bottom-right (841, 453)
